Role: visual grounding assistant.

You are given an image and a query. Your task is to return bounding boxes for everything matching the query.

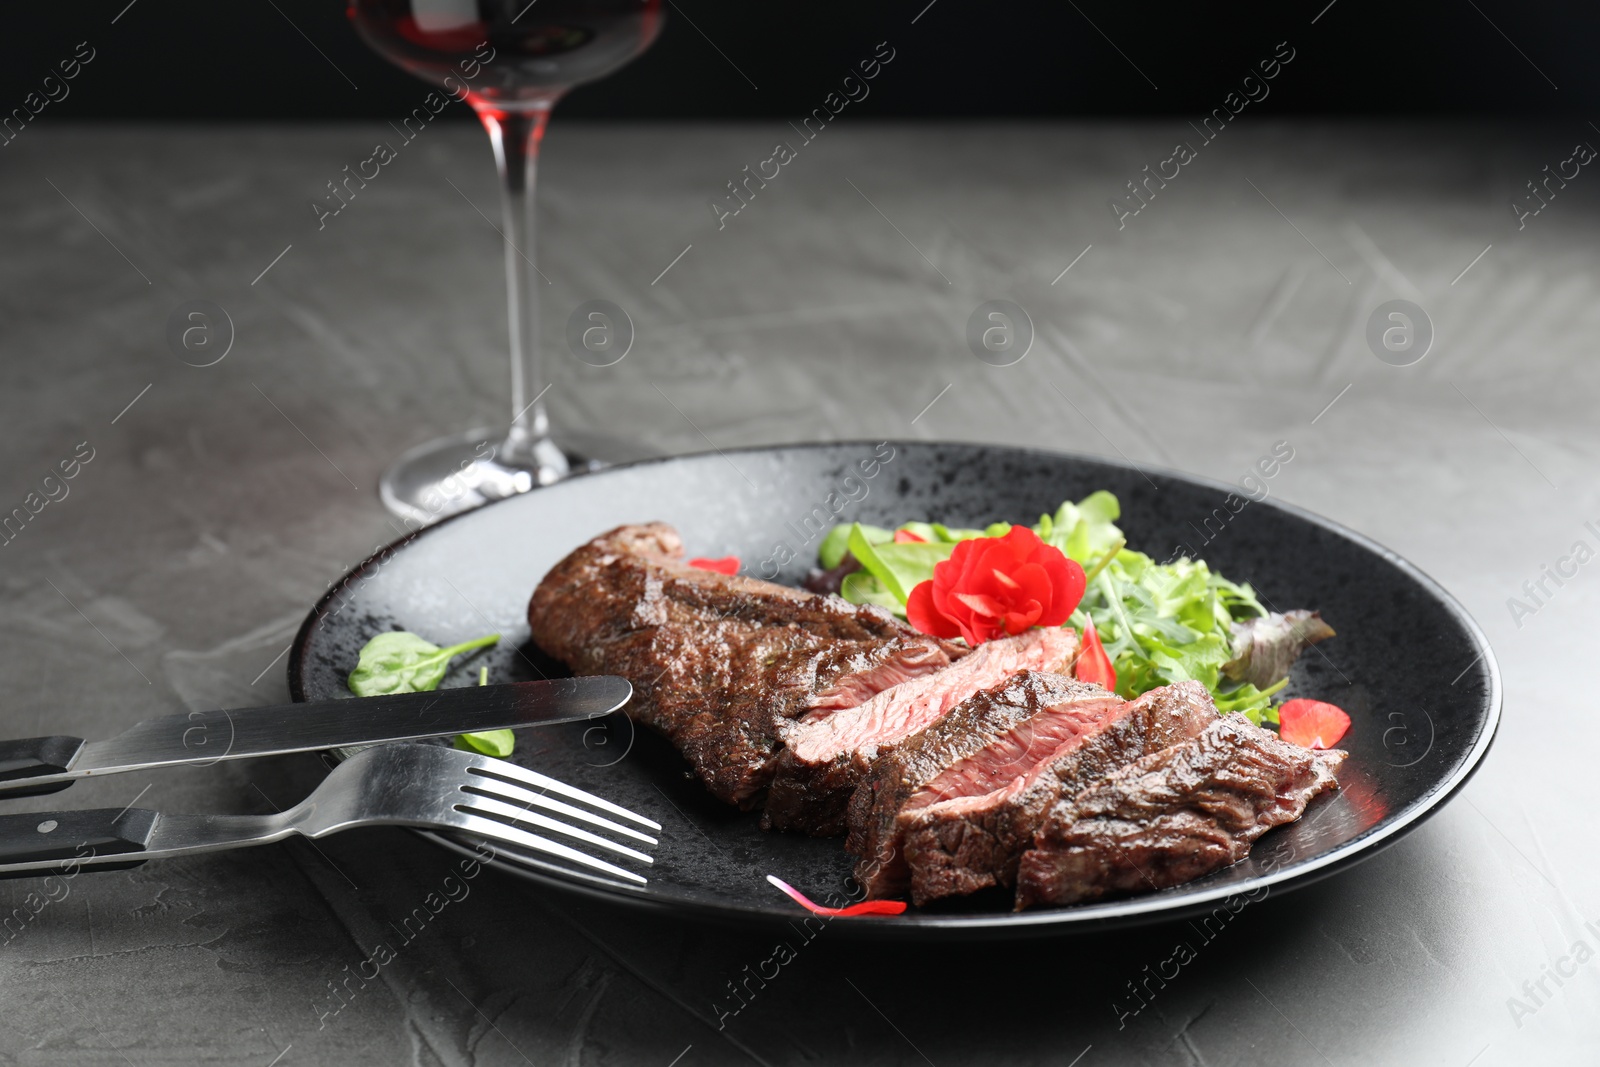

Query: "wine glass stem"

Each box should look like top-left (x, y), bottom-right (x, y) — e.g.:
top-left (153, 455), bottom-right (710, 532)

top-left (477, 103), bottom-right (565, 476)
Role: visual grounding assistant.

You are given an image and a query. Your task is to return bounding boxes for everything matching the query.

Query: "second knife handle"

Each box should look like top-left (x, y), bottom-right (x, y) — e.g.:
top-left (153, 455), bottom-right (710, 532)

top-left (0, 808), bottom-right (156, 878)
top-left (0, 736), bottom-right (84, 797)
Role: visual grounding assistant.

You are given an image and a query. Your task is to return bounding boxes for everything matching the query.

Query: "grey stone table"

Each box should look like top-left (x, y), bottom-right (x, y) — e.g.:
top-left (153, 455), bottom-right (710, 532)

top-left (1, 119), bottom-right (1596, 1065)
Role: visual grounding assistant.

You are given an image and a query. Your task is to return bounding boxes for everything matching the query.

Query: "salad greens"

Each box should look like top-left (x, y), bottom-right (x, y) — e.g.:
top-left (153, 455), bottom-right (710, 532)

top-left (826, 492), bottom-right (1296, 724)
top-left (347, 630), bottom-right (513, 755)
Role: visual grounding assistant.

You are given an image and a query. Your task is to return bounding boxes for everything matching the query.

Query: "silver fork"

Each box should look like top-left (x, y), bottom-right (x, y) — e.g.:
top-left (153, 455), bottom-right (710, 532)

top-left (0, 744), bottom-right (660, 885)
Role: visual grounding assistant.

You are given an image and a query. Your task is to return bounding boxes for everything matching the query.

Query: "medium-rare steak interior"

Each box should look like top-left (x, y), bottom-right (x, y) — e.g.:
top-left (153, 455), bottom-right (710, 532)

top-left (848, 672), bottom-right (1124, 899)
top-left (763, 627), bottom-right (1079, 836)
top-left (1015, 712), bottom-right (1346, 909)
top-left (900, 680), bottom-right (1217, 905)
top-left (527, 523), bottom-right (963, 806)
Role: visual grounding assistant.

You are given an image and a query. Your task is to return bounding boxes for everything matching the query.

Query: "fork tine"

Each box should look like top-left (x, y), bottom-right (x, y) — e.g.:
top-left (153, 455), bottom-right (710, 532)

top-left (465, 761), bottom-right (661, 832)
top-left (463, 778), bottom-right (658, 846)
top-left (456, 793), bottom-right (653, 865)
top-left (451, 811), bottom-right (648, 886)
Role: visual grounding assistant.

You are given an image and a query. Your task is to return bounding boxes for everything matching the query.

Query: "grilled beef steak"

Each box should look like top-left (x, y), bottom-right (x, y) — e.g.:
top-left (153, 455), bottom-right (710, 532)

top-left (901, 681), bottom-right (1216, 905)
top-left (764, 627), bottom-right (1079, 836)
top-left (848, 673), bottom-right (1122, 899)
top-left (1015, 713), bottom-right (1345, 909)
top-left (527, 523), bottom-right (963, 807)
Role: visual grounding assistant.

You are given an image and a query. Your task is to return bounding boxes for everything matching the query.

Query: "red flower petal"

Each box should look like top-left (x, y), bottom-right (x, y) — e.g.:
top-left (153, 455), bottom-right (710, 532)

top-left (1002, 527), bottom-right (1043, 564)
top-left (1002, 562), bottom-right (1053, 607)
top-left (901, 527), bottom-right (1084, 648)
top-left (906, 580), bottom-right (960, 639)
top-left (1277, 699), bottom-right (1351, 749)
top-left (953, 590), bottom-right (1008, 619)
top-left (1036, 557), bottom-right (1086, 627)
top-left (687, 556), bottom-right (740, 575)
top-left (766, 875), bottom-right (907, 917)
top-left (1000, 601), bottom-right (1043, 634)
top-left (946, 541), bottom-right (985, 599)
top-left (1075, 619), bottom-right (1117, 691)
top-left (892, 529), bottom-right (927, 543)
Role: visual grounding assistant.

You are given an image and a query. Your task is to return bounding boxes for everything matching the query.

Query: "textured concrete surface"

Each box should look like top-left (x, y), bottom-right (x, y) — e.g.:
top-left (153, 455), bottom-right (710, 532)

top-left (0, 119), bottom-right (1596, 1064)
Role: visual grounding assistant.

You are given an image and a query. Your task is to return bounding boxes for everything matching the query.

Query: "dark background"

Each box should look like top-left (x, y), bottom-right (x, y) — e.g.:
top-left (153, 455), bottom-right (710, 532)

top-left (0, 0), bottom-right (1589, 121)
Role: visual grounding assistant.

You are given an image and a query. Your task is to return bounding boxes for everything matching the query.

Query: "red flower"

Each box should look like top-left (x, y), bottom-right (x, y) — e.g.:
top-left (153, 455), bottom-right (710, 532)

top-left (1277, 698), bottom-right (1351, 749)
top-left (1075, 618), bottom-right (1117, 691)
top-left (687, 556), bottom-right (740, 575)
top-left (905, 526), bottom-right (1085, 646)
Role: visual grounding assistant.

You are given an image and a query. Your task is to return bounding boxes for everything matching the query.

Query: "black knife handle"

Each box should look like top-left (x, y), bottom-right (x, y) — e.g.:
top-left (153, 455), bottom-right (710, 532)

top-left (0, 808), bottom-right (156, 878)
top-left (0, 736), bottom-right (85, 797)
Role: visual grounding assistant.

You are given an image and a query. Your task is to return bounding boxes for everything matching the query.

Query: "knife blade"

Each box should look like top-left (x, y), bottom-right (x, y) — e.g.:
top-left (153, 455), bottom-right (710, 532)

top-left (0, 677), bottom-right (632, 798)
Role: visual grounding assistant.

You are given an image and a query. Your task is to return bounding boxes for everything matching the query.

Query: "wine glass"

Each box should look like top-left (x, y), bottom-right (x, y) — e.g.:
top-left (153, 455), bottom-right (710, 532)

top-left (348, 0), bottom-right (664, 524)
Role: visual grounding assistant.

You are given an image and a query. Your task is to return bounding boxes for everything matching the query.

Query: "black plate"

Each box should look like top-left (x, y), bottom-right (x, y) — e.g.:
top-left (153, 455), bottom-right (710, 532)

top-left (289, 441), bottom-right (1499, 937)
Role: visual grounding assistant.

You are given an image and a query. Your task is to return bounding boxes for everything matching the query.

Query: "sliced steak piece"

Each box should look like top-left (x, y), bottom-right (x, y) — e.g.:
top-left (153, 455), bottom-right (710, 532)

top-left (1015, 713), bottom-right (1346, 910)
top-left (902, 680), bottom-right (1216, 905)
top-left (848, 673), bottom-right (1123, 899)
top-left (527, 523), bottom-right (963, 807)
top-left (764, 627), bottom-right (1079, 836)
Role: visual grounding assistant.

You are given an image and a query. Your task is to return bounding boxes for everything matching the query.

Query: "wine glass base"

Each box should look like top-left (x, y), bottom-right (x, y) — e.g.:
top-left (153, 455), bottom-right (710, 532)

top-left (377, 426), bottom-right (663, 527)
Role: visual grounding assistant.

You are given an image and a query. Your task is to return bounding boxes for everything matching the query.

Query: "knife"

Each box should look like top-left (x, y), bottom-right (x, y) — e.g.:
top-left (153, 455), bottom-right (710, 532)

top-left (0, 677), bottom-right (632, 798)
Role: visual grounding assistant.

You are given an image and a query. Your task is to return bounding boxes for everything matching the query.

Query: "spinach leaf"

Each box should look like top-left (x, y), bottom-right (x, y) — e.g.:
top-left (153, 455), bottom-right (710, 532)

top-left (347, 631), bottom-right (500, 696)
top-left (455, 666), bottom-right (515, 757)
top-left (347, 631), bottom-right (514, 758)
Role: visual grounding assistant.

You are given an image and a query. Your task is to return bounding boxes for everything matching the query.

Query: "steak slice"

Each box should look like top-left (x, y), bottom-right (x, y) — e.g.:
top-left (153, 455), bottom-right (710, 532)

top-left (902, 680), bottom-right (1216, 905)
top-left (1015, 713), bottom-right (1346, 909)
top-left (764, 627), bottom-right (1080, 836)
top-left (527, 523), bottom-right (963, 807)
top-left (848, 673), bottom-right (1123, 899)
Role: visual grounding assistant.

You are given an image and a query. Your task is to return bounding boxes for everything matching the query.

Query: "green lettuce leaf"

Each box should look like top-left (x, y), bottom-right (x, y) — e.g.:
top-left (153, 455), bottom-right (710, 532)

top-left (820, 523), bottom-right (886, 569)
top-left (846, 523), bottom-right (953, 602)
top-left (840, 571), bottom-right (903, 613)
top-left (1038, 489), bottom-right (1123, 563)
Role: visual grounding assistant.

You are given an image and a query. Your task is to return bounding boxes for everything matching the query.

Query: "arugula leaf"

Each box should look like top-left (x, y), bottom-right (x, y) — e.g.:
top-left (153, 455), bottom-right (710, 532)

top-left (455, 666), bottom-right (515, 757)
top-left (348, 631), bottom-right (501, 696)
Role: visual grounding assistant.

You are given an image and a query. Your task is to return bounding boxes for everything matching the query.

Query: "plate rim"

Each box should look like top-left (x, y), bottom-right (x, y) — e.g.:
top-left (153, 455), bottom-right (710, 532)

top-left (288, 438), bottom-right (1502, 936)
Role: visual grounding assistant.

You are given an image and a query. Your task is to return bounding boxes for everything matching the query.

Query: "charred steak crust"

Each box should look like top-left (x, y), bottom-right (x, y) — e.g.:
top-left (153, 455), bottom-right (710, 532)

top-left (526, 523), bottom-right (962, 807)
top-left (848, 672), bottom-right (1112, 899)
top-left (763, 627), bottom-right (1080, 837)
top-left (1015, 713), bottom-right (1346, 910)
top-left (901, 680), bottom-right (1217, 905)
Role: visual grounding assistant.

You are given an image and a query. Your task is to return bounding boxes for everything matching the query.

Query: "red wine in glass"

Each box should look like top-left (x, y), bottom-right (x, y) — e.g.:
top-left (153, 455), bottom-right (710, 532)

top-left (348, 0), bottom-right (663, 522)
